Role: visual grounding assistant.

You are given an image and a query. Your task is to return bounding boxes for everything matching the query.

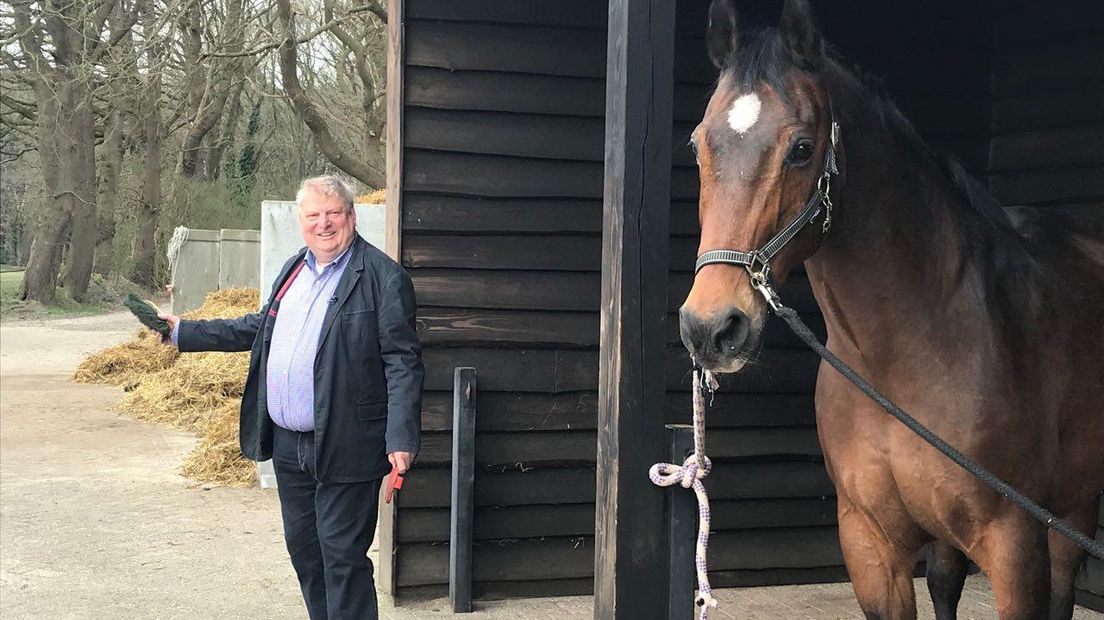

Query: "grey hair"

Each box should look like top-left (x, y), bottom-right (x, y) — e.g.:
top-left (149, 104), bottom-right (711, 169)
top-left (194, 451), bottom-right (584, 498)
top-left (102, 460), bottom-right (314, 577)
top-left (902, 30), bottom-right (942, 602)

top-left (295, 175), bottom-right (356, 213)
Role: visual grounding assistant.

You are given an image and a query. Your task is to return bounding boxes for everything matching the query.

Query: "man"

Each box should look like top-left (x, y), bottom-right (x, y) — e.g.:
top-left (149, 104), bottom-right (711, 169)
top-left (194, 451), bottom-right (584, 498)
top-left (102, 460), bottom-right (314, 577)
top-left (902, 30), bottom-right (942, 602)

top-left (159, 175), bottom-right (423, 619)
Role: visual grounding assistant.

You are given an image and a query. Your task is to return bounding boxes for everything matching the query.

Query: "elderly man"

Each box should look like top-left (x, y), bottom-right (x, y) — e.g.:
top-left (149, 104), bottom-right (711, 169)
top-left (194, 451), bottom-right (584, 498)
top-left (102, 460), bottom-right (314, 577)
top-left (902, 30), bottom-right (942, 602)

top-left (159, 176), bottom-right (423, 619)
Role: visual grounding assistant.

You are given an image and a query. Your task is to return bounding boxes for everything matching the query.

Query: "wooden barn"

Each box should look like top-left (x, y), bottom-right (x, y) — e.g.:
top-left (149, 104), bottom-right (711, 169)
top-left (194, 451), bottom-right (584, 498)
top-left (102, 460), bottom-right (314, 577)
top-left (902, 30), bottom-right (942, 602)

top-left (377, 0), bottom-right (1104, 615)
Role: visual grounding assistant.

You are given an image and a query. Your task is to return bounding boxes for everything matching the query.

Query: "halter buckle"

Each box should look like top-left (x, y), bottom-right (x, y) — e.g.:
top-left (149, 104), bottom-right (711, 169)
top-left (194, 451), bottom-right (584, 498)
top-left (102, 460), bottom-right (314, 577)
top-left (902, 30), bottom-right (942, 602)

top-left (817, 173), bottom-right (834, 234)
top-left (745, 251), bottom-right (770, 281)
top-left (744, 253), bottom-right (781, 312)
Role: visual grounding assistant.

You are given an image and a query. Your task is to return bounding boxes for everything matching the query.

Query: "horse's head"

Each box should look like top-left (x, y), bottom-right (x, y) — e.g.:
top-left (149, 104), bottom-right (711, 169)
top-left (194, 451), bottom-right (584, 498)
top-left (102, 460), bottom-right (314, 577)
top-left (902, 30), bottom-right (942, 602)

top-left (680, 0), bottom-right (841, 372)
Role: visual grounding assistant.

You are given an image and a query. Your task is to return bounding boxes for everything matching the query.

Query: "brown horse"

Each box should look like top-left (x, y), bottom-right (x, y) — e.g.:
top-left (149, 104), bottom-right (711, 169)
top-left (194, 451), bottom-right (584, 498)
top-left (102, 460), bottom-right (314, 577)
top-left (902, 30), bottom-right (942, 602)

top-left (678, 1), bottom-right (1104, 618)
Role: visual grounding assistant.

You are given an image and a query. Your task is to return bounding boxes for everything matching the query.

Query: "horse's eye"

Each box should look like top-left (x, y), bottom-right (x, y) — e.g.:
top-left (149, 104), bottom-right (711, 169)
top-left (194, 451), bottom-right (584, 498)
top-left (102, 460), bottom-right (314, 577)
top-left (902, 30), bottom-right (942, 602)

top-left (787, 140), bottom-right (815, 166)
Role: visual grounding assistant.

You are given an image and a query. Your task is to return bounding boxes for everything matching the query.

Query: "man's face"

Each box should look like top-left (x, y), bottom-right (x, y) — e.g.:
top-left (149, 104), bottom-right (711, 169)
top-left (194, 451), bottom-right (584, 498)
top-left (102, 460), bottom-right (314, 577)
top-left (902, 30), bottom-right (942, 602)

top-left (298, 191), bottom-right (356, 263)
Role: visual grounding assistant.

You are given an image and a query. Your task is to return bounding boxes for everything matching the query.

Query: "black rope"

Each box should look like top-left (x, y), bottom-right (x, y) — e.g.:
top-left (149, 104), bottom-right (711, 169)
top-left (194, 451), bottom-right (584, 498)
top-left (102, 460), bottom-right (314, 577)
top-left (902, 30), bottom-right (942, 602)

top-left (774, 304), bottom-right (1104, 560)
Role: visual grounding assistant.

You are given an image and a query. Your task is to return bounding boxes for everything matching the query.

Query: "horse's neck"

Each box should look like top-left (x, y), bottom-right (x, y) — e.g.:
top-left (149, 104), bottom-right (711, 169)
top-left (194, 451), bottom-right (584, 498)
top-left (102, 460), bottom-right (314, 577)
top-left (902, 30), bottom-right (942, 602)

top-left (804, 106), bottom-right (1027, 359)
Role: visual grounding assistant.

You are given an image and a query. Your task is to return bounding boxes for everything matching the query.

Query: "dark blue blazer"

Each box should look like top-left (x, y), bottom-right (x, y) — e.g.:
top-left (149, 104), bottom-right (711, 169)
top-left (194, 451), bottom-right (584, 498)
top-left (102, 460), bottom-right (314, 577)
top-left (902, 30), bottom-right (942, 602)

top-left (178, 236), bottom-right (424, 482)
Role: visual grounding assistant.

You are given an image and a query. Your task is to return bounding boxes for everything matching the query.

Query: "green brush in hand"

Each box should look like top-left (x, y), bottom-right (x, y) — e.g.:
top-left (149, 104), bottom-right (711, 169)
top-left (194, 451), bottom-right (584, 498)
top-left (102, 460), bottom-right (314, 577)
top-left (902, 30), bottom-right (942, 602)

top-left (124, 293), bottom-right (170, 337)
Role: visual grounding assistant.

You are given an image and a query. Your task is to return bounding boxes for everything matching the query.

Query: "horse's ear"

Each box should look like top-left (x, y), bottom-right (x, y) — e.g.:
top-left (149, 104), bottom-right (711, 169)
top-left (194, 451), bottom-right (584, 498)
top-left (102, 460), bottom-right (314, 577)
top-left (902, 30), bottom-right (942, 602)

top-left (779, 0), bottom-right (824, 69)
top-left (707, 0), bottom-right (739, 69)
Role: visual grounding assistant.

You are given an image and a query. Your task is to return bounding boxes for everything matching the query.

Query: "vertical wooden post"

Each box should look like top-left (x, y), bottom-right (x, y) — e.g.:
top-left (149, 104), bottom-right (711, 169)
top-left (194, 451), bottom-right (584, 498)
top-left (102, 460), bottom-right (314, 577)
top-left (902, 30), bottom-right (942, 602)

top-left (595, 0), bottom-right (676, 618)
top-left (377, 0), bottom-right (405, 600)
top-left (384, 0), bottom-right (405, 262)
top-left (666, 425), bottom-right (696, 620)
top-left (450, 367), bottom-right (477, 613)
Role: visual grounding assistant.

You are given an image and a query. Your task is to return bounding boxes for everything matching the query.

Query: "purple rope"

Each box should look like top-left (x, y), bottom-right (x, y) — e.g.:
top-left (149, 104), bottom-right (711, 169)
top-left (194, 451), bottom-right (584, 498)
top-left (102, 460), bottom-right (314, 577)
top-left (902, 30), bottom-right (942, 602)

top-left (649, 369), bottom-right (718, 619)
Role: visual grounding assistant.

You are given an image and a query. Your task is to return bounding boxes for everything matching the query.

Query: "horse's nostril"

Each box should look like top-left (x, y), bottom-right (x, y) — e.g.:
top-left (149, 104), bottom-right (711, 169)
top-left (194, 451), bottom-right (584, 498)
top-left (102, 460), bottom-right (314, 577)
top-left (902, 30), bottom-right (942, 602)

top-left (680, 306), bottom-right (751, 361)
top-left (711, 308), bottom-right (750, 355)
top-left (679, 307), bottom-right (707, 356)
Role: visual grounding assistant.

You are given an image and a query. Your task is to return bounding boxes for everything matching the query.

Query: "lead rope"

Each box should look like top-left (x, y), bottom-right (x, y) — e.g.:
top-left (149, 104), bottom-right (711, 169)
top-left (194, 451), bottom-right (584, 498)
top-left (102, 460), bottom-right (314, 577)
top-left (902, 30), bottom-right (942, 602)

top-left (649, 368), bottom-right (720, 619)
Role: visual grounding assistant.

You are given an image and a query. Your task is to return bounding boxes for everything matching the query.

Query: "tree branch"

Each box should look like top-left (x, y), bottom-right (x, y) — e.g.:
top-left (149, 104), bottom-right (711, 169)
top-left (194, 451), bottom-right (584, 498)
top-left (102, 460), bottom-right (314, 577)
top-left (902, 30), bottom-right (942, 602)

top-left (0, 92), bottom-right (37, 119)
top-left (1, 145), bottom-right (38, 165)
top-left (12, 1), bottom-right (47, 76)
top-left (323, 0), bottom-right (365, 56)
top-left (275, 0), bottom-right (382, 186)
top-left (204, 4), bottom-right (377, 59)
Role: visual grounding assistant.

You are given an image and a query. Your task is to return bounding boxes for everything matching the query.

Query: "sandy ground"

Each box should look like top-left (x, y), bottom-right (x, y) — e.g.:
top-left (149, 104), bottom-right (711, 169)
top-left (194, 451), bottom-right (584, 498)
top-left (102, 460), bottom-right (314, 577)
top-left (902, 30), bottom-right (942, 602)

top-left (1, 312), bottom-right (1100, 619)
top-left (0, 312), bottom-right (302, 618)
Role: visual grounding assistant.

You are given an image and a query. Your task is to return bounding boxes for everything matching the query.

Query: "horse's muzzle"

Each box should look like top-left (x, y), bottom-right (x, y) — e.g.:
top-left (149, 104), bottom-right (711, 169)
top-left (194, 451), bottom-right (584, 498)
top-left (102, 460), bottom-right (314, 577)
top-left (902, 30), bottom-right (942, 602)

top-left (679, 305), bottom-right (752, 371)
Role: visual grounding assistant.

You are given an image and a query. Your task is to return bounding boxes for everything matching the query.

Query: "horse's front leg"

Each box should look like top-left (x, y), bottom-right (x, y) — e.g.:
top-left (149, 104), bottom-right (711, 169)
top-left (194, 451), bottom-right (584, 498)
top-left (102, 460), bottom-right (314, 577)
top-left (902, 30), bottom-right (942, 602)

top-left (837, 491), bottom-right (922, 620)
top-left (926, 540), bottom-right (968, 620)
top-left (1046, 497), bottom-right (1099, 620)
top-left (973, 507), bottom-right (1050, 620)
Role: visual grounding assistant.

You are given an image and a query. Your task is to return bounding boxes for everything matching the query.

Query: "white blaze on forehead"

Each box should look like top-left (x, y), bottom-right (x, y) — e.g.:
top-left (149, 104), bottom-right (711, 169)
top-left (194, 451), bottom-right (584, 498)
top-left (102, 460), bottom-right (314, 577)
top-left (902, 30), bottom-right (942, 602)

top-left (727, 93), bottom-right (761, 134)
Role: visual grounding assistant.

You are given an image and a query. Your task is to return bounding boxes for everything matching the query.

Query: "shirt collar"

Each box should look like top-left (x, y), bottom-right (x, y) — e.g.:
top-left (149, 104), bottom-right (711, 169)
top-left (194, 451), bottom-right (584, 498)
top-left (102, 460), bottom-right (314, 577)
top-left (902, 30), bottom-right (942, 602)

top-left (304, 240), bottom-right (354, 274)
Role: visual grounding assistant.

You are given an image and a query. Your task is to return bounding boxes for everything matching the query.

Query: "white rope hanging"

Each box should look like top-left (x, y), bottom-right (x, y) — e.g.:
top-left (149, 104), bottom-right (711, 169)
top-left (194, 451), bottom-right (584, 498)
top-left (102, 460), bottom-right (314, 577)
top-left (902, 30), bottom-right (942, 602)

top-left (650, 368), bottom-right (719, 619)
top-left (165, 226), bottom-right (189, 290)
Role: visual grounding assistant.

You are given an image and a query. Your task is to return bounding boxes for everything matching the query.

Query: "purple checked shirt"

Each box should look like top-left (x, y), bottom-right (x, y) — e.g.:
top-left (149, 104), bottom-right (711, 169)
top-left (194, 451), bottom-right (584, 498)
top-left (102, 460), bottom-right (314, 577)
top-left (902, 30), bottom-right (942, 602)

top-left (170, 244), bottom-right (353, 432)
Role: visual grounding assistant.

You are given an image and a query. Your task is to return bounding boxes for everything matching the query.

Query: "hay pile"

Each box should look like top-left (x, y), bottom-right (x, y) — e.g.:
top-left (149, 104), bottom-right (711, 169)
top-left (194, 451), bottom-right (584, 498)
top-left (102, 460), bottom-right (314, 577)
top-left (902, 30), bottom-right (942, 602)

top-left (356, 188), bottom-right (386, 204)
top-left (115, 351), bottom-right (249, 432)
top-left (180, 400), bottom-right (255, 487)
top-left (72, 329), bottom-right (179, 387)
top-left (73, 287), bottom-right (260, 486)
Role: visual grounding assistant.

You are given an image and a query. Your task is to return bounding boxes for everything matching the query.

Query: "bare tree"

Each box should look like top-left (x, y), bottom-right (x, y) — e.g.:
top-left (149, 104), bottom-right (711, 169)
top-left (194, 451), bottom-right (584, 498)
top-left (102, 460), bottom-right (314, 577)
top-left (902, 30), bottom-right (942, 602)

top-left (276, 0), bottom-right (385, 188)
top-left (12, 0), bottom-right (135, 302)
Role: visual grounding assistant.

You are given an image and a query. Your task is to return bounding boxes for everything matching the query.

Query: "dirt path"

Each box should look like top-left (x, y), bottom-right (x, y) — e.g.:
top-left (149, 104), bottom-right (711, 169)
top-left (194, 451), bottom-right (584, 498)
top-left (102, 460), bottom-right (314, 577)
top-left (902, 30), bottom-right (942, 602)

top-left (0, 313), bottom-right (302, 619)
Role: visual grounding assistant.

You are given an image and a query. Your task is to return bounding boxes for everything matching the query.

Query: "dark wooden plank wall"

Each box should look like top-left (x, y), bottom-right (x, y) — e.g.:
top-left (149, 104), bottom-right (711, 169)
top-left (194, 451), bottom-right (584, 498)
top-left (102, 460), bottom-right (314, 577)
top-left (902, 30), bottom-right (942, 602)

top-left (395, 0), bottom-right (1101, 603)
top-left (667, 0), bottom-right (997, 590)
top-left (395, 0), bottom-right (609, 599)
top-left (987, 3), bottom-right (1104, 613)
top-left (396, 0), bottom-right (847, 600)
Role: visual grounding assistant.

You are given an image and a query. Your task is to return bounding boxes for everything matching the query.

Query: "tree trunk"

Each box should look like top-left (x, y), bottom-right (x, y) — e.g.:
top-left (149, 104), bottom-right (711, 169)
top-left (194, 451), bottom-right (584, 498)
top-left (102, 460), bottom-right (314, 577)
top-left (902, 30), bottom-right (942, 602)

top-left (179, 84), bottom-right (231, 178)
top-left (206, 79), bottom-right (244, 180)
top-left (60, 77), bottom-right (99, 300)
top-left (128, 8), bottom-right (163, 289)
top-left (129, 107), bottom-right (161, 288)
top-left (94, 108), bottom-right (125, 275)
top-left (20, 78), bottom-right (65, 303)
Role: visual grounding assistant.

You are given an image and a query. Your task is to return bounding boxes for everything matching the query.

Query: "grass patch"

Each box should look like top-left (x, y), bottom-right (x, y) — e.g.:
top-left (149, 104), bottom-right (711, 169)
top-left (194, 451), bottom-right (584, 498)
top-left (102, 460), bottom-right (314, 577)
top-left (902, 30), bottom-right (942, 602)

top-left (0, 271), bottom-right (23, 304)
top-left (0, 270), bottom-right (114, 319)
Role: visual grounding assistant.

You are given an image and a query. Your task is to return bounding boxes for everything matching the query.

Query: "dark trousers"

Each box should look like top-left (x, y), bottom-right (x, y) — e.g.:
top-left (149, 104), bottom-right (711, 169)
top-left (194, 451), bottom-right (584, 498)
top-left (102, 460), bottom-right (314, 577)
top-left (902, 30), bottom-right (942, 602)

top-left (272, 425), bottom-right (382, 620)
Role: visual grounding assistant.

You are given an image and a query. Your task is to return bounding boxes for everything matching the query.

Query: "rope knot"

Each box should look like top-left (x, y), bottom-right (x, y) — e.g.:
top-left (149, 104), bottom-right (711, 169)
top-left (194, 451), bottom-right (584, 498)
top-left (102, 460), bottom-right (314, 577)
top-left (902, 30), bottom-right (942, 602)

top-left (678, 454), bottom-right (711, 488)
top-left (647, 454), bottom-right (711, 489)
top-left (697, 592), bottom-right (718, 611)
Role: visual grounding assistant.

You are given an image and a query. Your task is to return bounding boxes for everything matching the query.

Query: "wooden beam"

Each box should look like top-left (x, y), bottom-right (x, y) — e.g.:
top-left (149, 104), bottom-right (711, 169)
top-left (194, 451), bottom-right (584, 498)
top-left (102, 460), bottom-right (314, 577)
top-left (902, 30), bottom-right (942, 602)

top-left (665, 425), bottom-right (695, 620)
top-left (594, 0), bottom-right (676, 618)
top-left (449, 368), bottom-right (476, 613)
top-left (378, 0), bottom-right (404, 600)
top-left (384, 0), bottom-right (404, 261)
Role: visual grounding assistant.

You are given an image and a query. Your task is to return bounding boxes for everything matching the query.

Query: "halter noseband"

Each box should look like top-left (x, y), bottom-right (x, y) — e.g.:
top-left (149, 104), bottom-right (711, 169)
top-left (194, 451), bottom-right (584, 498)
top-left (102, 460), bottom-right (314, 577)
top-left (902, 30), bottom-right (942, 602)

top-left (694, 119), bottom-right (841, 309)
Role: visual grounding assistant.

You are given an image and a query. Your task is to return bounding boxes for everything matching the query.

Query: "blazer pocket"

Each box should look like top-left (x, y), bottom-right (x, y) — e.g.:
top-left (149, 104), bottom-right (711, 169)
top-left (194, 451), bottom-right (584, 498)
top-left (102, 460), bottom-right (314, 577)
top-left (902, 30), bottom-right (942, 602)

top-left (356, 398), bottom-right (388, 421)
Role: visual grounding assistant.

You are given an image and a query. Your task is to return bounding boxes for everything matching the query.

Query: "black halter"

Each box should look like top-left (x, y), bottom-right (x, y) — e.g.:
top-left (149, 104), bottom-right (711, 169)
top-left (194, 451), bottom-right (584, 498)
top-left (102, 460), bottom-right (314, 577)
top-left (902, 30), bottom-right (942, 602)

top-left (694, 120), bottom-right (841, 308)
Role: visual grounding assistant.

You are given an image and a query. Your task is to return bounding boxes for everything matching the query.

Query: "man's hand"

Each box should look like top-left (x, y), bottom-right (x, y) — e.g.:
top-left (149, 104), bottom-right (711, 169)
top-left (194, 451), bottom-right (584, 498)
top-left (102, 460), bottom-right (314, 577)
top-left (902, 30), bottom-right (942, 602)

top-left (157, 311), bottom-right (180, 344)
top-left (388, 451), bottom-right (413, 474)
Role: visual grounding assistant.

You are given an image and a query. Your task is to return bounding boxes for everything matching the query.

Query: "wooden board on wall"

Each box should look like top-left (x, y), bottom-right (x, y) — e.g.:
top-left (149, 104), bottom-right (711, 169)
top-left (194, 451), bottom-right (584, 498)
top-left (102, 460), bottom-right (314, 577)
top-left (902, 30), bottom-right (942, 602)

top-left (395, 526), bottom-right (843, 587)
top-left (414, 426), bottom-right (821, 467)
top-left (406, 67), bottom-right (606, 118)
top-left (401, 460), bottom-right (833, 510)
top-left (397, 496), bottom-right (838, 543)
top-left (417, 390), bottom-right (817, 432)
